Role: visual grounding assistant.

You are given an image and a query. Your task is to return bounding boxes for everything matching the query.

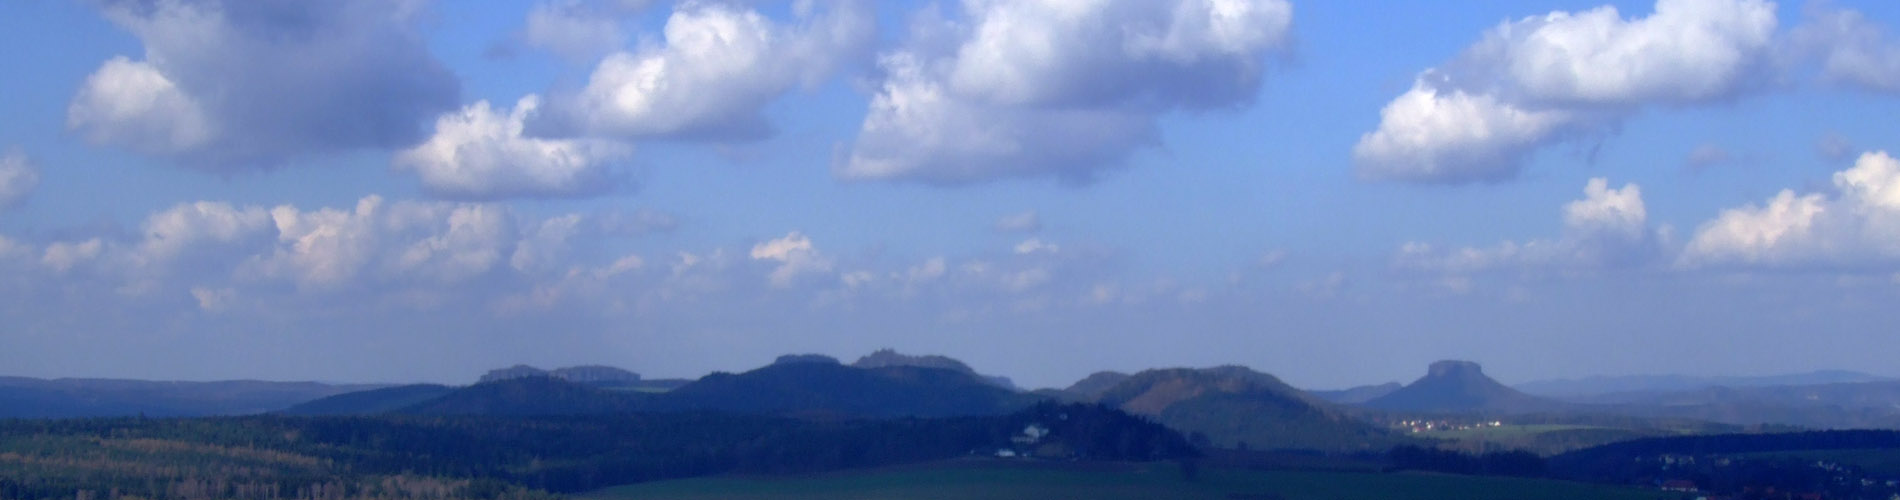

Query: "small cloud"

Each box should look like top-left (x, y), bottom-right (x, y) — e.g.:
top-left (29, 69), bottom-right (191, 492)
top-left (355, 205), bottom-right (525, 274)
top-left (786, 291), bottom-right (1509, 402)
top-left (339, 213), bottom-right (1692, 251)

top-left (0, 148), bottom-right (40, 209)
top-left (1257, 250), bottom-right (1288, 268)
top-left (1013, 238), bottom-right (1059, 255)
top-left (1685, 143), bottom-right (1736, 172)
top-left (190, 286), bottom-right (235, 312)
top-left (750, 231), bottom-right (833, 287)
top-left (42, 239), bottom-right (103, 273)
top-left (993, 211), bottom-right (1042, 234)
top-left (1818, 133), bottom-right (1857, 163)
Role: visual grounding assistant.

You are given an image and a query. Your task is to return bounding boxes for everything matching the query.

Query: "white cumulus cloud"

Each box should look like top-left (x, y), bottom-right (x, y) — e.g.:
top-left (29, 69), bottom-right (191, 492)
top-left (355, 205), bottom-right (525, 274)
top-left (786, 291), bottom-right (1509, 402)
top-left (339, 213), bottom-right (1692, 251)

top-left (395, 96), bottom-right (632, 200)
top-left (1356, 0), bottom-right (1778, 183)
top-left (1682, 151), bottom-right (1900, 268)
top-left (534, 0), bottom-right (872, 141)
top-left (749, 231), bottom-right (833, 287)
top-left (839, 0), bottom-right (1292, 184)
top-left (1398, 178), bottom-right (1659, 274)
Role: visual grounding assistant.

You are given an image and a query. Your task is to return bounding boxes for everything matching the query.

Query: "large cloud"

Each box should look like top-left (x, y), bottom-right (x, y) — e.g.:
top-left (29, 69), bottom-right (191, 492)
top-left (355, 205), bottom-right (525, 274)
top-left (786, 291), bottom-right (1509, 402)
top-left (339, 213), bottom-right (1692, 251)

top-left (530, 0), bottom-right (873, 141)
top-left (0, 149), bottom-right (40, 209)
top-left (1356, 0), bottom-right (1778, 183)
top-left (1681, 151), bottom-right (1900, 268)
top-left (394, 96), bottom-right (632, 200)
top-left (838, 0), bottom-right (1293, 184)
top-left (67, 0), bottom-right (459, 168)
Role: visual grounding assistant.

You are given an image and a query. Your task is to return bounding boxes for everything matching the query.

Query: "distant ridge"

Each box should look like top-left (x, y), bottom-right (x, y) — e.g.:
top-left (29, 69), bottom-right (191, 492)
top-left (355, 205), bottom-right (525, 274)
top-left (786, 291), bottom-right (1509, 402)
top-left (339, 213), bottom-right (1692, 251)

top-left (0, 376), bottom-right (383, 418)
top-left (1516, 370), bottom-right (1895, 398)
top-left (476, 364), bottom-right (641, 385)
top-left (851, 349), bottom-right (1018, 390)
top-left (392, 360), bottom-right (1037, 419)
top-left (661, 362), bottom-right (1039, 418)
top-left (1361, 360), bottom-right (1562, 414)
top-left (401, 377), bottom-right (641, 416)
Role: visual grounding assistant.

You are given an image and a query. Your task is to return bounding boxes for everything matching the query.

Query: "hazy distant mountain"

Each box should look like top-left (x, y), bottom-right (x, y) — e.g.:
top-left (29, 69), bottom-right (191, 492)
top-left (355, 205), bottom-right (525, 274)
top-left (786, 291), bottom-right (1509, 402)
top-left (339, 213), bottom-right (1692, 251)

top-left (851, 349), bottom-right (1018, 390)
top-left (477, 364), bottom-right (641, 386)
top-left (660, 362), bottom-right (1040, 419)
top-left (1091, 366), bottom-right (1405, 452)
top-left (1310, 382), bottom-right (1404, 405)
top-left (1516, 370), bottom-right (1893, 399)
top-left (280, 384), bottom-right (455, 416)
top-left (0, 376), bottom-right (383, 418)
top-left (401, 377), bottom-right (644, 416)
top-left (391, 361), bottom-right (1038, 419)
top-left (1361, 361), bottom-right (1562, 414)
top-left (1583, 381), bottom-right (1900, 429)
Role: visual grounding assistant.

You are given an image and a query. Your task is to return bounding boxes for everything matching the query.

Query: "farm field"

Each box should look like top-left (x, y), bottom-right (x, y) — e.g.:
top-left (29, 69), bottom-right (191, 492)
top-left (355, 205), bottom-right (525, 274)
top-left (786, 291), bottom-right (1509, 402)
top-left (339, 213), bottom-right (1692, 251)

top-left (582, 459), bottom-right (1677, 500)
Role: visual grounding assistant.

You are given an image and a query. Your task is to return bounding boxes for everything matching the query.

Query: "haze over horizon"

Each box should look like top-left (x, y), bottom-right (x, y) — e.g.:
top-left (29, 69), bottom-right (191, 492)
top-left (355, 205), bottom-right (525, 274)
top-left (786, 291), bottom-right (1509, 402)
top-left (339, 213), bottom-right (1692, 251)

top-left (3, 0), bottom-right (1900, 391)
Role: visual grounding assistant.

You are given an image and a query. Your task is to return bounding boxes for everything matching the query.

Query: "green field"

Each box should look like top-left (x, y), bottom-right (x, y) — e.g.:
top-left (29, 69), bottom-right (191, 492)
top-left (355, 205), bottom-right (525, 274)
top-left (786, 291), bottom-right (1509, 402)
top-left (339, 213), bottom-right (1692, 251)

top-left (582, 459), bottom-right (1676, 500)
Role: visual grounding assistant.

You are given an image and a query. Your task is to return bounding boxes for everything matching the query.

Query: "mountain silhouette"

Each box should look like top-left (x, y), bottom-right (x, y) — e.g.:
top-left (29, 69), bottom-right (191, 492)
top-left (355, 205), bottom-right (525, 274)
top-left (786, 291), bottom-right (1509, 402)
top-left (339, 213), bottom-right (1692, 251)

top-left (1361, 360), bottom-right (1561, 413)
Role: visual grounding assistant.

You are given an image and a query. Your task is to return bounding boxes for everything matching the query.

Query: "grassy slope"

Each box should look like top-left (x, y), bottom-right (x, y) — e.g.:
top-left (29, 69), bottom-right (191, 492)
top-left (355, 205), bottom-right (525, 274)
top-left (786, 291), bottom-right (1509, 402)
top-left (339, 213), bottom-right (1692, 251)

top-left (583, 460), bottom-right (1674, 500)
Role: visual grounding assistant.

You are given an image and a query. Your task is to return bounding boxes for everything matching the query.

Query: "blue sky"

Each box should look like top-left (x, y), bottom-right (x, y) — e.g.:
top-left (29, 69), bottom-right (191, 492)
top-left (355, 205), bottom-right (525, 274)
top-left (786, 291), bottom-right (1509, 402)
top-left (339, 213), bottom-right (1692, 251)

top-left (3, 0), bottom-right (1900, 390)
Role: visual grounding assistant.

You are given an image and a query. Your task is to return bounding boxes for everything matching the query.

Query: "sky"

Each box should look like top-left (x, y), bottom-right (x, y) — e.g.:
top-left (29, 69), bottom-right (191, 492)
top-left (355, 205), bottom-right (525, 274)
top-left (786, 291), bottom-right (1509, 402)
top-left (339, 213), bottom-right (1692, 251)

top-left (3, 0), bottom-right (1900, 390)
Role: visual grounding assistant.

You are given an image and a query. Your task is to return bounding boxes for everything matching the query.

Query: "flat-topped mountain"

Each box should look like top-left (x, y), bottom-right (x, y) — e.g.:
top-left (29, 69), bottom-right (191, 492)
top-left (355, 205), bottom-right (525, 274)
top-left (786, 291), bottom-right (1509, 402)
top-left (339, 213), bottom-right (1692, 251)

top-left (1088, 366), bottom-right (1406, 452)
top-left (851, 349), bottom-right (1017, 390)
top-left (1361, 360), bottom-right (1561, 414)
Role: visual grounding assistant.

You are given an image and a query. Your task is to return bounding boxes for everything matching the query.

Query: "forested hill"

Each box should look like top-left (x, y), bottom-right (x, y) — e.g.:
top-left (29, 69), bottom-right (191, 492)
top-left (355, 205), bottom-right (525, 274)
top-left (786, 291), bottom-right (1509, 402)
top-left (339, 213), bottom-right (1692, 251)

top-left (0, 402), bottom-right (1194, 499)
